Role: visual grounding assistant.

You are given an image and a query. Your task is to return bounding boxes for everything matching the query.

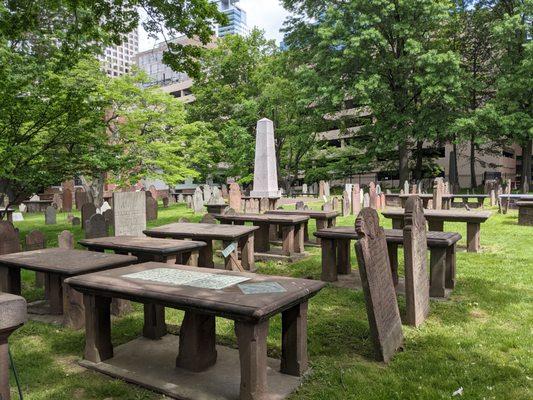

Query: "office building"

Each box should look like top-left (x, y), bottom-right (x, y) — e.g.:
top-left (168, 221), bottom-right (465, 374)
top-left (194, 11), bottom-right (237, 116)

top-left (98, 30), bottom-right (139, 77)
top-left (214, 1), bottom-right (248, 37)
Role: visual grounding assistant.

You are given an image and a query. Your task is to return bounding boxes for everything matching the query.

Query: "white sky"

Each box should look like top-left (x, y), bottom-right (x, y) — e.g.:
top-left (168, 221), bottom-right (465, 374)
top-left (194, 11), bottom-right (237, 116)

top-left (138, 0), bottom-right (290, 51)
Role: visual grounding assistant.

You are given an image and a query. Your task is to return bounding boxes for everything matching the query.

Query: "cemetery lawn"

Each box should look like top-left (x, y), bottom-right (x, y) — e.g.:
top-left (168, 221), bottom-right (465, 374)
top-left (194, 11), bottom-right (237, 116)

top-left (9, 203), bottom-right (533, 400)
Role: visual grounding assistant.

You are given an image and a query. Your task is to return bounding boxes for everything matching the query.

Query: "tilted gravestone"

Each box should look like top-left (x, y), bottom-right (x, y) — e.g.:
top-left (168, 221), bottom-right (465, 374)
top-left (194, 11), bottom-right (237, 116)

top-left (192, 187), bottom-right (205, 214)
top-left (75, 188), bottom-right (88, 210)
top-left (351, 184), bottom-right (361, 215)
top-left (0, 222), bottom-right (20, 292)
top-left (62, 188), bottom-right (73, 212)
top-left (228, 182), bottom-right (242, 211)
top-left (81, 203), bottom-right (96, 229)
top-left (58, 230), bottom-right (74, 249)
top-left (342, 191), bottom-right (350, 217)
top-left (403, 196), bottom-right (430, 327)
top-left (113, 192), bottom-right (146, 236)
top-left (45, 206), bottom-right (56, 225)
top-left (295, 201), bottom-right (305, 211)
top-left (85, 214), bottom-right (109, 239)
top-left (146, 196), bottom-right (158, 221)
top-left (25, 230), bottom-right (47, 288)
top-left (354, 208), bottom-right (404, 362)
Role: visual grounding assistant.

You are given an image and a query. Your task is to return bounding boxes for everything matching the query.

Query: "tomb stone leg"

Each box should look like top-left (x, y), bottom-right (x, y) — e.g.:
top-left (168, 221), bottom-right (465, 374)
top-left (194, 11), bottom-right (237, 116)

top-left (315, 219), bottom-right (328, 245)
top-left (47, 273), bottom-right (63, 314)
top-left (281, 225), bottom-right (295, 256)
top-left (198, 240), bottom-right (215, 268)
top-left (337, 239), bottom-right (351, 275)
top-left (294, 223), bottom-right (305, 254)
top-left (63, 282), bottom-right (85, 329)
top-left (239, 233), bottom-right (256, 271)
top-left (235, 320), bottom-right (269, 400)
top-left (254, 222), bottom-right (270, 252)
top-left (83, 294), bottom-right (113, 363)
top-left (281, 302), bottom-right (308, 376)
top-left (466, 223), bottom-right (481, 253)
top-left (387, 242), bottom-right (399, 287)
top-left (0, 267), bottom-right (21, 295)
top-left (143, 303), bottom-right (167, 340)
top-left (429, 247), bottom-right (447, 298)
top-left (391, 218), bottom-right (404, 229)
top-left (445, 244), bottom-right (456, 289)
top-left (428, 220), bottom-right (444, 232)
top-left (320, 239), bottom-right (337, 282)
top-left (176, 311), bottom-right (217, 372)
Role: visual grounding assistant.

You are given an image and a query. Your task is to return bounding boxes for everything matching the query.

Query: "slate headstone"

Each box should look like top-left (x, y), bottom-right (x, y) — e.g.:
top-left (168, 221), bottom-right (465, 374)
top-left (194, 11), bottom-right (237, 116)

top-left (45, 206), bottom-right (56, 225)
top-left (354, 208), bottom-right (404, 362)
top-left (113, 192), bottom-right (146, 236)
top-left (352, 184), bottom-right (361, 215)
top-left (81, 203), bottom-right (96, 229)
top-left (75, 188), bottom-right (88, 210)
top-left (85, 214), bottom-right (108, 239)
top-left (162, 196), bottom-right (169, 208)
top-left (229, 182), bottom-right (242, 211)
top-left (25, 230), bottom-right (46, 251)
top-left (0, 221), bottom-right (20, 255)
top-left (58, 230), bottom-right (74, 249)
top-left (403, 196), bottom-right (430, 327)
top-left (62, 188), bottom-right (73, 212)
top-left (146, 196), bottom-right (158, 221)
top-left (72, 217), bottom-right (80, 226)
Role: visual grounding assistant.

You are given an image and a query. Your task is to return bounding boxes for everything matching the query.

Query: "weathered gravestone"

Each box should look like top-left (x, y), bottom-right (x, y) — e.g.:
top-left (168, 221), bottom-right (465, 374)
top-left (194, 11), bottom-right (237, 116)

top-left (403, 196), bottom-right (430, 327)
top-left (295, 201), bottom-right (305, 211)
top-left (200, 214), bottom-right (217, 224)
top-left (209, 187), bottom-right (225, 205)
top-left (380, 193), bottom-right (386, 210)
top-left (221, 184), bottom-right (228, 198)
top-left (410, 184), bottom-right (418, 195)
top-left (162, 196), bottom-right (169, 208)
top-left (72, 217), bottom-right (80, 226)
top-left (81, 203), bottom-right (96, 229)
top-left (302, 183), bottom-right (308, 194)
top-left (148, 185), bottom-right (158, 200)
top-left (58, 230), bottom-right (74, 249)
top-left (85, 214), bottom-right (109, 239)
top-left (113, 192), bottom-right (146, 236)
top-left (103, 209), bottom-right (114, 230)
top-left (75, 188), bottom-right (88, 210)
top-left (0, 222), bottom-right (20, 292)
top-left (322, 202), bottom-right (332, 212)
top-left (369, 183), bottom-right (378, 210)
top-left (332, 197), bottom-right (339, 211)
top-left (52, 193), bottom-right (62, 211)
top-left (192, 187), bottom-right (204, 214)
top-left (342, 191), bottom-right (350, 217)
top-left (318, 180), bottom-right (326, 197)
top-left (178, 194), bottom-right (185, 203)
top-left (19, 204), bottom-right (27, 213)
top-left (45, 206), bottom-right (56, 225)
top-left (146, 196), bottom-right (158, 221)
top-left (62, 188), bottom-right (73, 212)
top-left (403, 180), bottom-right (410, 195)
top-left (228, 182), bottom-right (242, 211)
top-left (324, 181), bottom-right (331, 197)
top-left (432, 178), bottom-right (444, 210)
top-left (203, 185), bottom-right (212, 204)
top-left (363, 193), bottom-right (370, 208)
top-left (352, 184), bottom-right (361, 215)
top-left (354, 208), bottom-right (404, 362)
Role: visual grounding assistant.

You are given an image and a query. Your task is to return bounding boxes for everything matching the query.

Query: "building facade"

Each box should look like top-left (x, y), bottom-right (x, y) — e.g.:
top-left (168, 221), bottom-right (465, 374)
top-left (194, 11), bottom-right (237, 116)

top-left (215, 0), bottom-right (249, 37)
top-left (98, 30), bottom-right (139, 77)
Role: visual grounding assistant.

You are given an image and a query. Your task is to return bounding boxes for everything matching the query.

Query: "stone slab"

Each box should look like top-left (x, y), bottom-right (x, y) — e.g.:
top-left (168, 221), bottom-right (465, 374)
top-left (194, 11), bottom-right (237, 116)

top-left (79, 335), bottom-right (302, 400)
top-left (0, 292), bottom-right (27, 330)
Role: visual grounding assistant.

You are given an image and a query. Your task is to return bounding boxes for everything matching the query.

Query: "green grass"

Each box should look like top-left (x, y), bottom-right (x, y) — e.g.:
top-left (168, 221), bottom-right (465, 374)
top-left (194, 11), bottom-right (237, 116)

top-left (7, 203), bottom-right (533, 399)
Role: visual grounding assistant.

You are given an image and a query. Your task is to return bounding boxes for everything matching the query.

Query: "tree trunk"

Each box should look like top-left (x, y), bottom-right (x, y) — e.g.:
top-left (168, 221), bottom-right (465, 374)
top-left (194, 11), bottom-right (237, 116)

top-left (521, 139), bottom-right (532, 193)
top-left (399, 143), bottom-right (410, 189)
top-left (413, 141), bottom-right (424, 181)
top-left (80, 172), bottom-right (106, 208)
top-left (470, 135), bottom-right (477, 189)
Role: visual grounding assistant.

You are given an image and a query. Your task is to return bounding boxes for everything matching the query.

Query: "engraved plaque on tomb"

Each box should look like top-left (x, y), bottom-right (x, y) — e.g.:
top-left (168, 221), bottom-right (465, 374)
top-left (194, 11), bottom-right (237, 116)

top-left (403, 196), bottom-right (430, 327)
top-left (123, 268), bottom-right (250, 290)
top-left (113, 192), bottom-right (146, 237)
top-left (355, 208), bottom-right (403, 363)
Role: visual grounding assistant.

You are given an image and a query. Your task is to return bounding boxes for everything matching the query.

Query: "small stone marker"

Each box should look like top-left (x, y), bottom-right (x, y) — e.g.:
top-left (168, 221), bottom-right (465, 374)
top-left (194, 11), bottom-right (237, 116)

top-left (178, 217), bottom-right (191, 223)
top-left (228, 182), bottom-right (242, 211)
top-left (146, 196), bottom-right (158, 221)
top-left (85, 213), bottom-right (109, 239)
top-left (113, 192), bottom-right (146, 236)
top-left (45, 205), bottom-right (56, 225)
top-left (192, 187), bottom-right (204, 214)
top-left (302, 183), bottom-right (308, 194)
top-left (12, 213), bottom-right (23, 222)
top-left (58, 230), bottom-right (74, 249)
top-left (25, 230), bottom-right (46, 251)
top-left (19, 204), bottom-right (27, 213)
top-left (62, 188), bottom-right (73, 212)
top-left (432, 178), bottom-right (444, 210)
top-left (354, 208), bottom-right (404, 362)
top-left (403, 196), bottom-right (430, 327)
top-left (363, 193), bottom-right (370, 208)
top-left (342, 191), bottom-right (350, 217)
top-left (295, 201), bottom-right (305, 211)
top-left (81, 203), bottom-right (96, 229)
top-left (403, 180), bottom-right (409, 195)
top-left (200, 214), bottom-right (217, 224)
top-left (162, 196), bottom-right (169, 208)
top-left (72, 217), bottom-right (80, 226)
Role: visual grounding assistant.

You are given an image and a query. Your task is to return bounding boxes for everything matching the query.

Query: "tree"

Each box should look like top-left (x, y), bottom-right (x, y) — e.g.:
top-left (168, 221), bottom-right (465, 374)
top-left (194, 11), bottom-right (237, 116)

top-left (189, 29), bottom-right (323, 188)
top-left (282, 0), bottom-right (463, 188)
